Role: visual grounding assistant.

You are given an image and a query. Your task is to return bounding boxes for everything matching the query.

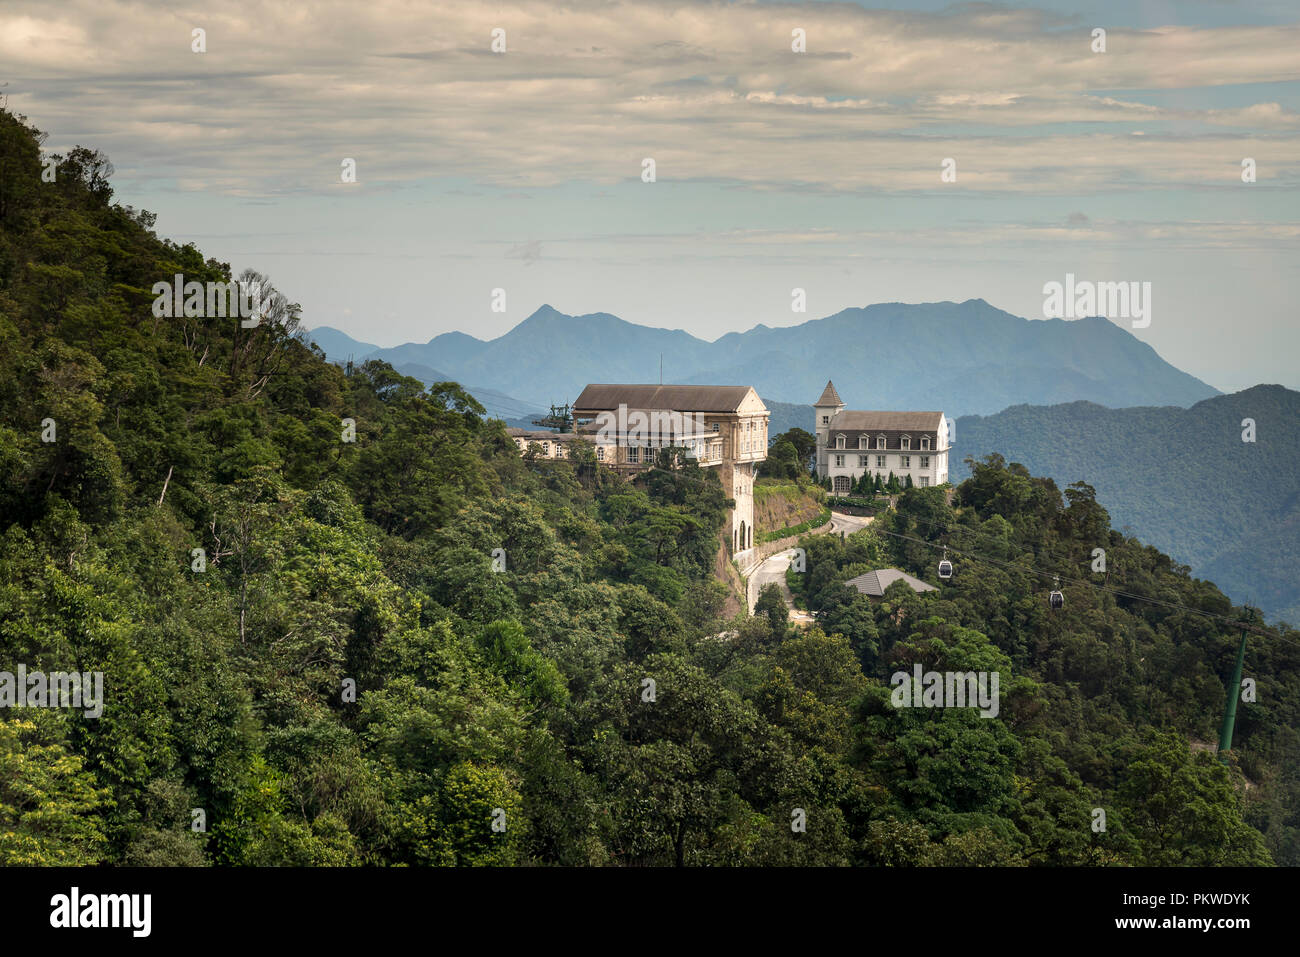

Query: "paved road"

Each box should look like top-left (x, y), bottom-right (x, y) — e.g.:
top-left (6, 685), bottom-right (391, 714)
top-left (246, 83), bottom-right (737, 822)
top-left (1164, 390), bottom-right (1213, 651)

top-left (748, 547), bottom-right (815, 622)
top-left (829, 510), bottom-right (874, 537)
top-left (747, 509), bottom-right (873, 622)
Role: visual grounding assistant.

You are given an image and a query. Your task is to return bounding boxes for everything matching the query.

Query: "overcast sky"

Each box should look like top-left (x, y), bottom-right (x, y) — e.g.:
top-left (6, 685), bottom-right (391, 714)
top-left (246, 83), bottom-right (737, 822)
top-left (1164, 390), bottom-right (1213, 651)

top-left (4, 0), bottom-right (1298, 393)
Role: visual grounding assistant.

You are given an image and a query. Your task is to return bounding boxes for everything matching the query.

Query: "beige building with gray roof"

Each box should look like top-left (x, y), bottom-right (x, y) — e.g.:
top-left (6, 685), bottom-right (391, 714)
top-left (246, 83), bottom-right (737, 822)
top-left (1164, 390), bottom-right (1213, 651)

top-left (506, 428), bottom-right (582, 460)
top-left (573, 383), bottom-right (769, 556)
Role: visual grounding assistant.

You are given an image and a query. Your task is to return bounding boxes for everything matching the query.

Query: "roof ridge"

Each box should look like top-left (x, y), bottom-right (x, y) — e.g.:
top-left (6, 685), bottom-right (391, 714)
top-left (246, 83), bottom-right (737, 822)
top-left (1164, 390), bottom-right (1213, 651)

top-left (574, 383), bottom-right (761, 414)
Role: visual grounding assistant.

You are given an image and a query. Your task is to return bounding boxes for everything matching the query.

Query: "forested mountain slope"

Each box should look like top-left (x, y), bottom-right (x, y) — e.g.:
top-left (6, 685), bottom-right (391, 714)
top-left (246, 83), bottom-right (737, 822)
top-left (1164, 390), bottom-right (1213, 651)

top-left (2, 108), bottom-right (1296, 867)
top-left (956, 391), bottom-right (1300, 625)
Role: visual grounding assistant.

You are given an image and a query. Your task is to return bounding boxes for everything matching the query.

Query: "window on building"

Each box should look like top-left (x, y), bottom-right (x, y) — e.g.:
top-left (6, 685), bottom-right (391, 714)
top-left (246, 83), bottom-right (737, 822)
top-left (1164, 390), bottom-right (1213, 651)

top-left (921, 436), bottom-right (930, 450)
top-left (834, 454), bottom-right (844, 467)
top-left (821, 415), bottom-right (829, 425)
top-left (901, 455), bottom-right (910, 468)
top-left (920, 476), bottom-right (930, 487)
top-left (920, 455), bottom-right (930, 469)
top-left (877, 435), bottom-right (886, 449)
top-left (628, 447), bottom-right (639, 464)
top-left (858, 435), bottom-right (867, 449)
top-left (836, 435), bottom-right (845, 449)
top-left (876, 455), bottom-right (886, 468)
top-left (833, 476), bottom-right (851, 493)
top-left (711, 423), bottom-right (720, 432)
top-left (901, 435), bottom-right (911, 450)
top-left (858, 455), bottom-right (868, 467)
top-left (596, 446), bottom-right (604, 461)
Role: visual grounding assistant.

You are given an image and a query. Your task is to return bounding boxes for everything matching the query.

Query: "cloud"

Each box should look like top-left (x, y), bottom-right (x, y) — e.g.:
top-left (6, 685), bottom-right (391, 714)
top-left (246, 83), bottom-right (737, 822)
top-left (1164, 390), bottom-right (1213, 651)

top-left (507, 239), bottom-right (542, 263)
top-left (2, 0), bottom-right (1297, 195)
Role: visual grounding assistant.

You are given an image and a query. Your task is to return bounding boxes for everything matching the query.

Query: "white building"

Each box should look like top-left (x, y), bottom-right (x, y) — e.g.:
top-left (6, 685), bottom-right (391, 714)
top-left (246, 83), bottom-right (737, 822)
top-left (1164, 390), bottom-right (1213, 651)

top-left (813, 380), bottom-right (950, 493)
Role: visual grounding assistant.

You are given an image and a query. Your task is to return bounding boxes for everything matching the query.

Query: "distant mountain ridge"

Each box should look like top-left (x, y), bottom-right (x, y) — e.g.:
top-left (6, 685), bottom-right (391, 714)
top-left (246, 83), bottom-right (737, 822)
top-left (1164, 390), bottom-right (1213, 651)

top-left (955, 385), bottom-right (1300, 625)
top-left (306, 299), bottom-right (1219, 418)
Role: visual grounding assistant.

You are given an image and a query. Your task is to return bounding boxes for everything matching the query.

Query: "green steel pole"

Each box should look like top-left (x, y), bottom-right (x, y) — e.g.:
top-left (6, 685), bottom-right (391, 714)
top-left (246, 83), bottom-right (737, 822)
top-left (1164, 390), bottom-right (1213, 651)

top-left (1217, 630), bottom-right (1249, 763)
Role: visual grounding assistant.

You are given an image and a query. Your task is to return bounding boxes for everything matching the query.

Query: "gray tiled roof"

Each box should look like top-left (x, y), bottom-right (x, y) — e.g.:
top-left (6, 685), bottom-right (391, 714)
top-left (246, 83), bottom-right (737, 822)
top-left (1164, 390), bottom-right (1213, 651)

top-left (844, 568), bottom-right (937, 596)
top-left (829, 410), bottom-right (944, 432)
top-left (573, 384), bottom-right (758, 413)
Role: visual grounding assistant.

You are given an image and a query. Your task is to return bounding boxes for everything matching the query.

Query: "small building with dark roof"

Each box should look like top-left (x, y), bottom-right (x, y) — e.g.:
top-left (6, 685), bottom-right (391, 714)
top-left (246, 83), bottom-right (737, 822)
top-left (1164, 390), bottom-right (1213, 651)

top-left (506, 428), bottom-right (583, 460)
top-left (844, 568), bottom-right (937, 597)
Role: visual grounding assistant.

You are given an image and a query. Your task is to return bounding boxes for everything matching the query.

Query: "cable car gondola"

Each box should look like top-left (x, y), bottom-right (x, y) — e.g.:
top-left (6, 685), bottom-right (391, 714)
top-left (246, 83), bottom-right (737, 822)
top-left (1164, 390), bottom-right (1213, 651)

top-left (1048, 575), bottom-right (1064, 610)
top-left (937, 547), bottom-right (953, 581)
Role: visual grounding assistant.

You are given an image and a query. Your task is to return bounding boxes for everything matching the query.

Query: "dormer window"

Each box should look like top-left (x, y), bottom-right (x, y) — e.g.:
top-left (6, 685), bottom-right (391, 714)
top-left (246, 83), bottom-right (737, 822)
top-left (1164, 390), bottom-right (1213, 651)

top-left (921, 436), bottom-right (930, 451)
top-left (858, 435), bottom-right (867, 449)
top-left (836, 435), bottom-right (845, 449)
top-left (876, 435), bottom-right (886, 450)
top-left (901, 435), bottom-right (911, 451)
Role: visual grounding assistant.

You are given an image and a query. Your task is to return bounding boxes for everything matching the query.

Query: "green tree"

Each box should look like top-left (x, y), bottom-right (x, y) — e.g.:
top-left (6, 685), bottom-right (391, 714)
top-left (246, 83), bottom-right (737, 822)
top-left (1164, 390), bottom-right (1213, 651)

top-left (0, 716), bottom-right (109, 865)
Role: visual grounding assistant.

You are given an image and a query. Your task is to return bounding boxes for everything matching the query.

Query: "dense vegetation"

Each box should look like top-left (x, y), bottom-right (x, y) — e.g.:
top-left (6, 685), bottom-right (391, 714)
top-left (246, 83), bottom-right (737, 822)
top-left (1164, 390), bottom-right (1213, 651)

top-left (2, 108), bottom-right (1296, 866)
top-left (789, 467), bottom-right (1300, 864)
top-left (957, 394), bottom-right (1300, 625)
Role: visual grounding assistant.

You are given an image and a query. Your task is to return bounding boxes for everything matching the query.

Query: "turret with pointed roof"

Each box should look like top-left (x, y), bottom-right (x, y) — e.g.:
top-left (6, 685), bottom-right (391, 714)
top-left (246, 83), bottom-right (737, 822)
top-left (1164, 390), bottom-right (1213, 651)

top-left (816, 380), bottom-right (843, 408)
top-left (813, 380), bottom-right (846, 475)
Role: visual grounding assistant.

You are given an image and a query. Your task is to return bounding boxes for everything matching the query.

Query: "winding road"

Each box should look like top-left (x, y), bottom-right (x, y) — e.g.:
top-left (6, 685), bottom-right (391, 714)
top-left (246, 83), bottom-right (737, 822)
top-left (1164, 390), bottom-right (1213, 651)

top-left (747, 509), bottom-right (874, 622)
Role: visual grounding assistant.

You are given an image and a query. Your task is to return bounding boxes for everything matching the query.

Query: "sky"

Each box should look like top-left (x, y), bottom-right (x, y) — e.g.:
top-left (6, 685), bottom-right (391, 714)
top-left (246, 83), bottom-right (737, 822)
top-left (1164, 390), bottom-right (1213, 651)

top-left (3, 0), bottom-right (1298, 393)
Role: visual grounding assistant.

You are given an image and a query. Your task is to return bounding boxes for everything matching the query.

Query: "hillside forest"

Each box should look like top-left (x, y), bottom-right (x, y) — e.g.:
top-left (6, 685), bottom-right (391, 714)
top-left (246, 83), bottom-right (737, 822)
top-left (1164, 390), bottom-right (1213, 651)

top-left (1, 108), bottom-right (1297, 867)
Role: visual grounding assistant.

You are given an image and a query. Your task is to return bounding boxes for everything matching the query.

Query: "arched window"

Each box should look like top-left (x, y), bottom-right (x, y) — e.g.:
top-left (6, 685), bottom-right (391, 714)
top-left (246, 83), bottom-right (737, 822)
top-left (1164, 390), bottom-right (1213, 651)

top-left (833, 475), bottom-right (851, 494)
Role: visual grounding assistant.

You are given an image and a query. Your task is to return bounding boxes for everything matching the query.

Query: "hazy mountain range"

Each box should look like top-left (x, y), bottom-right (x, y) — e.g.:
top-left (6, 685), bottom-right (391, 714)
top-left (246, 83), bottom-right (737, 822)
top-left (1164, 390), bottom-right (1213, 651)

top-left (306, 300), bottom-right (1218, 422)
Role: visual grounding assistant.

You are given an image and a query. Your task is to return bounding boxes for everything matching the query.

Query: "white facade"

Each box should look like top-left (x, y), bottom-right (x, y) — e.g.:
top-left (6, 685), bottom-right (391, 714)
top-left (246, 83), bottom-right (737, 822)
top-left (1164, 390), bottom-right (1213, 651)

top-left (813, 381), bottom-right (950, 493)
